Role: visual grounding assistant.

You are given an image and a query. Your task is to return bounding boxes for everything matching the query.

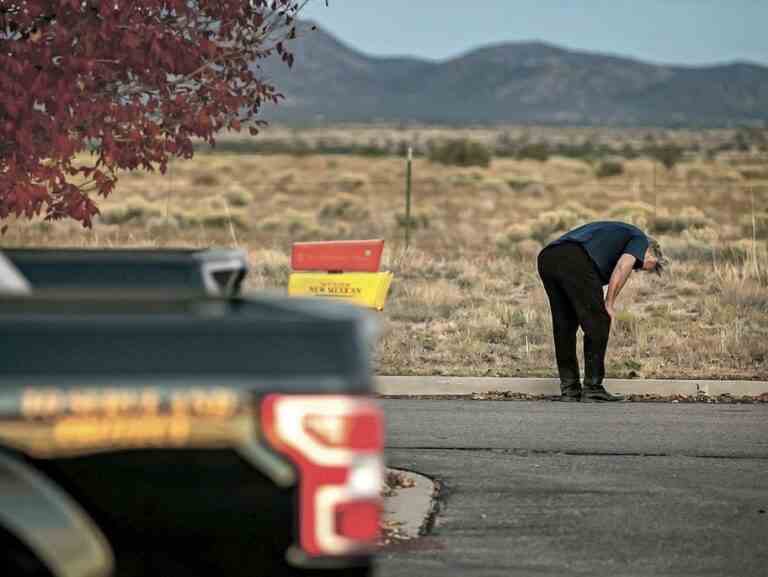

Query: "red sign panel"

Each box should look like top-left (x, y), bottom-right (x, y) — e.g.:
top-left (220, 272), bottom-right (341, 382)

top-left (291, 240), bottom-right (384, 272)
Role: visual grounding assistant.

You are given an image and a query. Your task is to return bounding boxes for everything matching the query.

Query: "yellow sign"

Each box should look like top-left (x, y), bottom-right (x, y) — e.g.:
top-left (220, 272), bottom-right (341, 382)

top-left (288, 272), bottom-right (393, 310)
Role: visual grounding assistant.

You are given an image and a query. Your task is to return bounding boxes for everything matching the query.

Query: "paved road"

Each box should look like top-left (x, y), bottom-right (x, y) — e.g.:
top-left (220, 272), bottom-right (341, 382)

top-left (375, 400), bottom-right (768, 577)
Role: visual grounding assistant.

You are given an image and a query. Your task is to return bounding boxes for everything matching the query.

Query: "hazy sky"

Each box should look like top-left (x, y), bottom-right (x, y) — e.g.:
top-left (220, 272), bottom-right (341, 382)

top-left (301, 1), bottom-right (766, 66)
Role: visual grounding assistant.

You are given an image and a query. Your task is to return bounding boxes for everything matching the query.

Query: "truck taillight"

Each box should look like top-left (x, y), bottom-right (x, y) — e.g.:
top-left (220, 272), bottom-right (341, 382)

top-left (261, 395), bottom-right (384, 557)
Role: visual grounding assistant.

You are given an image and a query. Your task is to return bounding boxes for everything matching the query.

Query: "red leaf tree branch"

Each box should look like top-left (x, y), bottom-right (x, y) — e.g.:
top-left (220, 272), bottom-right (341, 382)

top-left (0, 0), bottom-right (304, 226)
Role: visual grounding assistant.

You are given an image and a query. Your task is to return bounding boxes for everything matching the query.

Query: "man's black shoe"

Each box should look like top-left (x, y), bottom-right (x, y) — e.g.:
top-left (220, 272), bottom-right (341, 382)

top-left (558, 382), bottom-right (582, 402)
top-left (581, 385), bottom-right (624, 402)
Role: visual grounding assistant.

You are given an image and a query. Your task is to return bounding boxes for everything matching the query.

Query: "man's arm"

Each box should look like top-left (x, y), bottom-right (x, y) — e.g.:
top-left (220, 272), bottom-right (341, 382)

top-left (604, 253), bottom-right (637, 319)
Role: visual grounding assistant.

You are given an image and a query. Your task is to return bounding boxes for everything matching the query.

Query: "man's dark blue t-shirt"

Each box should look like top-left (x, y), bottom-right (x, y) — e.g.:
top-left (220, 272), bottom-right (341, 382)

top-left (546, 221), bottom-right (649, 284)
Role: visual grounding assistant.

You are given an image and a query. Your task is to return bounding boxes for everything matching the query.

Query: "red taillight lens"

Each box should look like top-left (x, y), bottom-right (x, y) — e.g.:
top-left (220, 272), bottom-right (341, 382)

top-left (261, 395), bottom-right (384, 557)
top-left (335, 500), bottom-right (380, 541)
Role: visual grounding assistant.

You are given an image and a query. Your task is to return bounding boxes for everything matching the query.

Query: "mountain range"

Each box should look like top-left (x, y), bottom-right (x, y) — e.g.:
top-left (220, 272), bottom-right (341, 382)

top-left (257, 22), bottom-right (768, 127)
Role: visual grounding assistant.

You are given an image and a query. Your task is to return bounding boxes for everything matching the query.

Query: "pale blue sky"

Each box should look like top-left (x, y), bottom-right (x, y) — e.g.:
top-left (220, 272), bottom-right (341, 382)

top-left (301, 1), bottom-right (766, 66)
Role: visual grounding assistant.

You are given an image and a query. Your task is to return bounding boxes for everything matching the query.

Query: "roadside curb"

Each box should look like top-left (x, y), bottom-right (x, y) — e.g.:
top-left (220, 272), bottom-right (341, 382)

top-left (375, 376), bottom-right (768, 397)
top-left (382, 468), bottom-right (438, 541)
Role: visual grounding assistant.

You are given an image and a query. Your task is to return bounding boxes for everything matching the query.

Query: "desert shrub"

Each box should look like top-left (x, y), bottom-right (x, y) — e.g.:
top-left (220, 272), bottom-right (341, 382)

top-left (646, 143), bottom-right (685, 170)
top-left (529, 210), bottom-right (585, 244)
top-left (607, 201), bottom-right (656, 228)
top-left (731, 127), bottom-right (768, 152)
top-left (739, 212), bottom-right (768, 239)
top-left (194, 138), bottom-right (312, 156)
top-left (560, 201), bottom-right (597, 222)
top-left (496, 137), bottom-right (607, 161)
top-left (397, 279), bottom-right (465, 321)
top-left (515, 143), bottom-right (550, 162)
top-left (428, 139), bottom-right (492, 168)
top-left (739, 169), bottom-right (768, 180)
top-left (595, 160), bottom-right (624, 178)
top-left (479, 177), bottom-right (510, 194)
top-left (198, 210), bottom-right (247, 229)
top-left (651, 207), bottom-right (712, 234)
top-left (224, 186), bottom-right (252, 207)
top-left (146, 215), bottom-right (181, 233)
top-left (503, 180), bottom-right (551, 198)
top-left (499, 224), bottom-right (532, 244)
top-left (259, 208), bottom-right (316, 235)
top-left (717, 241), bottom-right (751, 264)
top-left (618, 143), bottom-right (640, 159)
top-left (28, 220), bottom-right (53, 234)
top-left (550, 142), bottom-right (588, 160)
top-left (506, 179), bottom-right (535, 191)
top-left (169, 198), bottom-right (248, 230)
top-left (191, 171), bottom-right (220, 187)
top-left (515, 142), bottom-right (551, 162)
top-left (292, 226), bottom-right (332, 242)
top-left (273, 170), bottom-right (296, 190)
top-left (513, 239), bottom-right (543, 259)
top-left (309, 139), bottom-right (390, 157)
top-left (535, 141), bottom-right (618, 161)
top-left (247, 252), bottom-right (292, 289)
top-left (99, 195), bottom-right (163, 225)
top-left (522, 182), bottom-right (551, 198)
top-left (447, 171), bottom-right (485, 186)
top-left (336, 173), bottom-right (370, 191)
top-left (387, 299), bottom-right (434, 324)
top-left (608, 201), bottom-right (656, 219)
top-left (685, 167), bottom-right (709, 183)
top-left (496, 224), bottom-right (535, 252)
top-left (661, 234), bottom-right (713, 262)
top-left (720, 281), bottom-right (768, 313)
top-left (318, 194), bottom-right (370, 221)
top-left (684, 226), bottom-right (721, 248)
top-left (395, 212), bottom-right (430, 230)
top-left (394, 257), bottom-right (459, 282)
top-left (329, 222), bottom-right (353, 238)
top-left (268, 193), bottom-right (294, 207)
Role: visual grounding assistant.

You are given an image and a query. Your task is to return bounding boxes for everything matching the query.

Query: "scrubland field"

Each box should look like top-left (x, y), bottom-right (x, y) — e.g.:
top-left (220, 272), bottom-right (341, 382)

top-left (5, 125), bottom-right (768, 380)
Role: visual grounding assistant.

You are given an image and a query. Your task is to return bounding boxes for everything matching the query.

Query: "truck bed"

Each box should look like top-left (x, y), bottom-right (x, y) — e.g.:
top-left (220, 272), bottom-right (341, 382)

top-left (0, 294), bottom-right (379, 577)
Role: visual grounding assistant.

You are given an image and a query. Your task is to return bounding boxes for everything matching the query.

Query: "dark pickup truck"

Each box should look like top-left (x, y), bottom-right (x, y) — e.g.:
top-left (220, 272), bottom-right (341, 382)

top-left (4, 248), bottom-right (249, 296)
top-left (0, 292), bottom-right (383, 577)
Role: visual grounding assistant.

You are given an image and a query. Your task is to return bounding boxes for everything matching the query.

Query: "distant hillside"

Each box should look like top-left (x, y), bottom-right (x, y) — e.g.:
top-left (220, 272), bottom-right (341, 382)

top-left (256, 23), bottom-right (768, 127)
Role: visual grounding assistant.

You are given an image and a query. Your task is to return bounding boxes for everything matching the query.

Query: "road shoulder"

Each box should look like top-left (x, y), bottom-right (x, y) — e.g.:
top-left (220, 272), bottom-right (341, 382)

top-left (376, 375), bottom-right (768, 397)
top-left (381, 468), bottom-right (438, 544)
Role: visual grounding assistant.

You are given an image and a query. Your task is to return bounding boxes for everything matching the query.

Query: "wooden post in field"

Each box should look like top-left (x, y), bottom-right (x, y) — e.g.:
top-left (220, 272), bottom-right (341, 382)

top-left (751, 187), bottom-right (760, 279)
top-left (405, 145), bottom-right (413, 249)
top-left (652, 160), bottom-right (657, 218)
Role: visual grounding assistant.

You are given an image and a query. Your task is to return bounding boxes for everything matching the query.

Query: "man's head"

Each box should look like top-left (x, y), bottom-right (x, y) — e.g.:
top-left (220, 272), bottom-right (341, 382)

top-left (641, 237), bottom-right (668, 275)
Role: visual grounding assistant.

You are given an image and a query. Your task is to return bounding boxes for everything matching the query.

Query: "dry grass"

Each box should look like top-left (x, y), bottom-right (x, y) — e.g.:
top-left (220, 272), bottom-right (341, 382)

top-left (3, 126), bottom-right (767, 380)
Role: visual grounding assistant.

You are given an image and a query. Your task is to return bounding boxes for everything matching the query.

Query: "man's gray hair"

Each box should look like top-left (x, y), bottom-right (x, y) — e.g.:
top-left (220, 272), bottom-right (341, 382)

top-left (647, 236), bottom-right (668, 275)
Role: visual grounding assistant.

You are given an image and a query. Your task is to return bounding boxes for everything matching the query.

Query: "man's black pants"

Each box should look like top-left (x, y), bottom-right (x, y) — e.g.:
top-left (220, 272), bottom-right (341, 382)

top-left (537, 243), bottom-right (611, 386)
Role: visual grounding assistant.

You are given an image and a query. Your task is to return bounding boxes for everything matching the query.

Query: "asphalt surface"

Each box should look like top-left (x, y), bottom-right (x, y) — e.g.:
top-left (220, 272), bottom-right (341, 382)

top-left (375, 400), bottom-right (768, 577)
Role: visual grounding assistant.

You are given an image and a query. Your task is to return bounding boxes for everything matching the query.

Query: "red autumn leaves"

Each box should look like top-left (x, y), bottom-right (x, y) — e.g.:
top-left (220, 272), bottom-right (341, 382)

top-left (0, 0), bottom-right (300, 226)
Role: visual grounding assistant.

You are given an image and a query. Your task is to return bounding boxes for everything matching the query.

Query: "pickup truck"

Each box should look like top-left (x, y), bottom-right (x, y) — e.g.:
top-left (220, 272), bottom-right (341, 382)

top-left (0, 292), bottom-right (383, 577)
top-left (4, 248), bottom-right (249, 296)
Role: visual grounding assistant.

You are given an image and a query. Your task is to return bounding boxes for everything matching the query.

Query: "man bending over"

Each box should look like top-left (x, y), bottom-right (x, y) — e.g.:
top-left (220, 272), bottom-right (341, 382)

top-left (537, 221), bottom-right (667, 402)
